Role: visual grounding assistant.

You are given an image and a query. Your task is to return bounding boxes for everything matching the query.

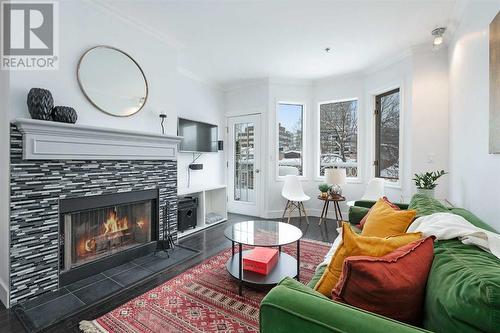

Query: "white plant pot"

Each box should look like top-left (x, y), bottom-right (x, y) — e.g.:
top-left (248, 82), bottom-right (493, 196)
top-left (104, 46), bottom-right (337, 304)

top-left (416, 188), bottom-right (435, 198)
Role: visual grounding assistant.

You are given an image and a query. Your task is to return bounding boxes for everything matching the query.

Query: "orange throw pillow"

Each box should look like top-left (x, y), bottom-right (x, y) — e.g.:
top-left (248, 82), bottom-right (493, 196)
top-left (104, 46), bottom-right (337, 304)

top-left (332, 236), bottom-right (435, 325)
top-left (314, 223), bottom-right (422, 296)
top-left (358, 196), bottom-right (400, 229)
top-left (361, 198), bottom-right (416, 237)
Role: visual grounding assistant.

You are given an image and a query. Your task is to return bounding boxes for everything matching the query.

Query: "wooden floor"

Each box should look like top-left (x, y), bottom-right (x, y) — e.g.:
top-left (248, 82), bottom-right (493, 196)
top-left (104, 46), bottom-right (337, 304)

top-left (0, 213), bottom-right (338, 333)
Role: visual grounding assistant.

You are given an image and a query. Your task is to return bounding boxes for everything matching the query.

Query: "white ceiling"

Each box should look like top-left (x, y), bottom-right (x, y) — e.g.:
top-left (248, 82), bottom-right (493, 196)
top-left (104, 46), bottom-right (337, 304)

top-left (103, 0), bottom-right (459, 87)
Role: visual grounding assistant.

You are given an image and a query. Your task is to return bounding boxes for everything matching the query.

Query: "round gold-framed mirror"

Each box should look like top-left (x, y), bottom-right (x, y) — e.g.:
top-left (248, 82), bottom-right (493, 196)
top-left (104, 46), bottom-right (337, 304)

top-left (77, 46), bottom-right (148, 117)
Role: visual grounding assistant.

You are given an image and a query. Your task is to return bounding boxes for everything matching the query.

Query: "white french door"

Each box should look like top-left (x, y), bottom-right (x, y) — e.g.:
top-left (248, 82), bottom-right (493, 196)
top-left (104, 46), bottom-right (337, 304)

top-left (227, 114), bottom-right (262, 216)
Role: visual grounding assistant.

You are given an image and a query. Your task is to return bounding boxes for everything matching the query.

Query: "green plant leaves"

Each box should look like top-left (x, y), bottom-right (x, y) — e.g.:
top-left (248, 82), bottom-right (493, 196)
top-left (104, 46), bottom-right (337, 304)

top-left (413, 170), bottom-right (447, 189)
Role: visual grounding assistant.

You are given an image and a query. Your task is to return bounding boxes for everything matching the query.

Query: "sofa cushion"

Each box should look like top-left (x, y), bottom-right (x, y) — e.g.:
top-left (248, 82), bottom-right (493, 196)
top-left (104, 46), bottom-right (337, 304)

top-left (332, 236), bottom-right (435, 326)
top-left (423, 239), bottom-right (500, 333)
top-left (408, 193), bottom-right (448, 218)
top-left (361, 198), bottom-right (416, 237)
top-left (349, 206), bottom-right (371, 226)
top-left (359, 196), bottom-right (402, 229)
top-left (449, 207), bottom-right (497, 232)
top-left (307, 264), bottom-right (326, 289)
top-left (313, 223), bottom-right (422, 296)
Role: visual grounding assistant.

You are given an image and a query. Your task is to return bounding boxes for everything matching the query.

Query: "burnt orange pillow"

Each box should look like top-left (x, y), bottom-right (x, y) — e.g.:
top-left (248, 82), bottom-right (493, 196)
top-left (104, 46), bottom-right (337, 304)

top-left (361, 198), bottom-right (416, 237)
top-left (332, 236), bottom-right (435, 325)
top-left (314, 223), bottom-right (422, 296)
top-left (358, 196), bottom-right (400, 229)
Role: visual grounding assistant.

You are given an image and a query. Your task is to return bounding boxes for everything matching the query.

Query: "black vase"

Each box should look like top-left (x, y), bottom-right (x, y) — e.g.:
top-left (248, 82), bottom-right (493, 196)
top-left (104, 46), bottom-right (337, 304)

top-left (52, 106), bottom-right (78, 124)
top-left (27, 88), bottom-right (54, 120)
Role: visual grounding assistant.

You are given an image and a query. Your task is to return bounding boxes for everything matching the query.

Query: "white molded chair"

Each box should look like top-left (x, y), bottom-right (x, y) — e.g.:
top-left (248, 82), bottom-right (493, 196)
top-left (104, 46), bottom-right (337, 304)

top-left (281, 175), bottom-right (310, 224)
top-left (346, 178), bottom-right (385, 207)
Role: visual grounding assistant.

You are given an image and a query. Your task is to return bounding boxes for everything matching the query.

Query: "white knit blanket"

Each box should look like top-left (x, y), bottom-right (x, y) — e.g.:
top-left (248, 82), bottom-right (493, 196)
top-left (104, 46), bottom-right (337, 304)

top-left (320, 213), bottom-right (500, 266)
top-left (407, 212), bottom-right (500, 259)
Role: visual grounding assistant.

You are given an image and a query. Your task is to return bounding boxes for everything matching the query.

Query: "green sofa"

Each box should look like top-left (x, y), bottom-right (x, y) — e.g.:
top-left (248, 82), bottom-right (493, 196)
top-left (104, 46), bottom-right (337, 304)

top-left (260, 197), bottom-right (500, 333)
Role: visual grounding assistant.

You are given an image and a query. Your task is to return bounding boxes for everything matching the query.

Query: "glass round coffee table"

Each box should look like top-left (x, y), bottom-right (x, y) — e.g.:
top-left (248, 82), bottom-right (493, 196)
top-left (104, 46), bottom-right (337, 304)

top-left (224, 220), bottom-right (303, 296)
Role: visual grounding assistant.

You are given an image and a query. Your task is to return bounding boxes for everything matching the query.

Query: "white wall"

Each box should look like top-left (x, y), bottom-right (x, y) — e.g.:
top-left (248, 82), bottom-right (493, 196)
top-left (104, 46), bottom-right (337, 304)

top-left (448, 1), bottom-right (500, 230)
top-left (176, 71), bottom-right (225, 189)
top-left (8, 1), bottom-right (177, 133)
top-left (0, 69), bottom-right (10, 308)
top-left (411, 46), bottom-right (449, 199)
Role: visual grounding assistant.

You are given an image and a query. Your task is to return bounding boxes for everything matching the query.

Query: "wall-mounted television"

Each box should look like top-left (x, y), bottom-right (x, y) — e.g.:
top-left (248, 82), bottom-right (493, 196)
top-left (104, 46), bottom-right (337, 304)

top-left (177, 118), bottom-right (218, 153)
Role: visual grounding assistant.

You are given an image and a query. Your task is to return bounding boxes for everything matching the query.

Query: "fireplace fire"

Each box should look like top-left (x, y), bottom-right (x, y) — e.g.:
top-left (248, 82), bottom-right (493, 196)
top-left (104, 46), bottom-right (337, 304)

top-left (59, 190), bottom-right (159, 279)
top-left (68, 202), bottom-right (151, 270)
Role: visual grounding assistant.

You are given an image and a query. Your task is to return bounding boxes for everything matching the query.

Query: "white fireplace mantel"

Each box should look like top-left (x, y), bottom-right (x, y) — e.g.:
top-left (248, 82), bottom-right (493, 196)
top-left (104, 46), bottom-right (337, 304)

top-left (14, 118), bottom-right (183, 160)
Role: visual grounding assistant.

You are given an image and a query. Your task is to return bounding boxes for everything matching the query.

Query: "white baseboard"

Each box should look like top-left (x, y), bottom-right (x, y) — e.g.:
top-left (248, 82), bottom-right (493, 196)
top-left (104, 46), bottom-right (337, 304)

top-left (264, 208), bottom-right (349, 221)
top-left (0, 278), bottom-right (9, 308)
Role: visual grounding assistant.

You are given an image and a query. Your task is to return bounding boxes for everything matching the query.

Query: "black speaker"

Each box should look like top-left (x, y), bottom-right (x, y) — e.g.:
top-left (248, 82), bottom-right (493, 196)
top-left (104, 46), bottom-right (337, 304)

top-left (218, 140), bottom-right (223, 151)
top-left (178, 197), bottom-right (198, 232)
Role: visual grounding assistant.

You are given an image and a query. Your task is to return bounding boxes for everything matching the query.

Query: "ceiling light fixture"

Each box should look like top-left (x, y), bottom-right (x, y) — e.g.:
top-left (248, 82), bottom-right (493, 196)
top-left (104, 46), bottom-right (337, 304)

top-left (325, 47), bottom-right (331, 53)
top-left (432, 27), bottom-right (446, 47)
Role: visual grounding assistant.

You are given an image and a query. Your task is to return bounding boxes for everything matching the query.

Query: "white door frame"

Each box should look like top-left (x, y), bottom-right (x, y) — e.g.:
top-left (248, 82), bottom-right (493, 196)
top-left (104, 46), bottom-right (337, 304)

top-left (226, 113), bottom-right (262, 217)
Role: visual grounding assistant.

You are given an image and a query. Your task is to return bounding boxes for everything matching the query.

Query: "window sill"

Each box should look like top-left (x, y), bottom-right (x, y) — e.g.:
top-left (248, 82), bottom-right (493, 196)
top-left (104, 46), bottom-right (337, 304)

top-left (384, 182), bottom-right (402, 190)
top-left (276, 176), bottom-right (309, 182)
top-left (313, 177), bottom-right (362, 184)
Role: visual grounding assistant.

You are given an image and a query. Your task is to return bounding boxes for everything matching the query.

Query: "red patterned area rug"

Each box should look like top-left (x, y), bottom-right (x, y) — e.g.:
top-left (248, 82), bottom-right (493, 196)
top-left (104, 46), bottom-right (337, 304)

top-left (80, 239), bottom-right (330, 333)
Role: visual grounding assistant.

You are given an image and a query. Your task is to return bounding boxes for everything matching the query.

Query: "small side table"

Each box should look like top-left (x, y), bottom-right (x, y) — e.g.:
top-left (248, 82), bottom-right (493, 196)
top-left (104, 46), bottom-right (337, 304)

top-left (318, 195), bottom-right (345, 227)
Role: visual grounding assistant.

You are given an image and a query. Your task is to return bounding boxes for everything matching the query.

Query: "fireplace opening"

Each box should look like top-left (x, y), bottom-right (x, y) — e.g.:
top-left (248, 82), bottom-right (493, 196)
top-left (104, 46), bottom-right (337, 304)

top-left (63, 200), bottom-right (152, 271)
top-left (59, 190), bottom-right (159, 285)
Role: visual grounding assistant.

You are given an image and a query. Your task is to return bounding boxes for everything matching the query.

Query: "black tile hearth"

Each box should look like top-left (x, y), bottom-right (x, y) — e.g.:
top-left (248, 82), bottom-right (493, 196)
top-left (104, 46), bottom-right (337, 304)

top-left (65, 274), bottom-right (107, 293)
top-left (102, 261), bottom-right (138, 278)
top-left (23, 294), bottom-right (84, 330)
top-left (11, 245), bottom-right (199, 333)
top-left (140, 248), bottom-right (199, 273)
top-left (72, 279), bottom-right (122, 305)
top-left (111, 266), bottom-right (152, 287)
top-left (20, 288), bottom-right (70, 311)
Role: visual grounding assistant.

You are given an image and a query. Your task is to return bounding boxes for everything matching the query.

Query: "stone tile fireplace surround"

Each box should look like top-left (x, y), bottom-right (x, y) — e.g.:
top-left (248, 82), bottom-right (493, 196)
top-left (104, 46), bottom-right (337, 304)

top-left (8, 120), bottom-right (181, 306)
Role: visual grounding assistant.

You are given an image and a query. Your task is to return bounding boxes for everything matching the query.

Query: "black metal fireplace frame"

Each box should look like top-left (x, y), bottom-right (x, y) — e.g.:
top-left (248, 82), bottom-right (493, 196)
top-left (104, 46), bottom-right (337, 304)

top-left (58, 189), bottom-right (159, 286)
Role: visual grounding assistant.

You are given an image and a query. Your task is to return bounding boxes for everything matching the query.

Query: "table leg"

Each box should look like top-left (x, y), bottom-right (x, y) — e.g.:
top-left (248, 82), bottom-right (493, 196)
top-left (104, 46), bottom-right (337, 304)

top-left (232, 240), bottom-right (235, 256)
top-left (318, 201), bottom-right (328, 225)
top-left (238, 242), bottom-right (243, 296)
top-left (334, 201), bottom-right (342, 228)
top-left (296, 239), bottom-right (300, 281)
top-left (278, 245), bottom-right (282, 253)
top-left (323, 201), bottom-right (330, 226)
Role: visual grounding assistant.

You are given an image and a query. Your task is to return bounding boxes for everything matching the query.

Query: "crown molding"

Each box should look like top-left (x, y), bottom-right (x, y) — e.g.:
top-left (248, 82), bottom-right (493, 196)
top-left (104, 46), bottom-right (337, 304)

top-left (177, 67), bottom-right (223, 91)
top-left (362, 48), bottom-right (413, 76)
top-left (221, 78), bottom-right (270, 92)
top-left (84, 0), bottom-right (183, 49)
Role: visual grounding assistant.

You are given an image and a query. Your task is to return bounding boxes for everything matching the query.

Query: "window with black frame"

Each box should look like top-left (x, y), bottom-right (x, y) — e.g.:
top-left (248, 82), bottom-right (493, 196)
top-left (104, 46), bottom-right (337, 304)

top-left (374, 88), bottom-right (400, 181)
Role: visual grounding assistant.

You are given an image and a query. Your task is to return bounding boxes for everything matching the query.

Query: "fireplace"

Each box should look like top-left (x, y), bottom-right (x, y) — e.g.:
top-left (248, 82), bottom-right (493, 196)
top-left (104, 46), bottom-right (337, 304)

top-left (59, 190), bottom-right (159, 285)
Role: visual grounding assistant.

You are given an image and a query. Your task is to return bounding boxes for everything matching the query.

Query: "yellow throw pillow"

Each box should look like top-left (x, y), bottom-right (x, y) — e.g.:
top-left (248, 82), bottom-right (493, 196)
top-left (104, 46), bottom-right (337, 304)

top-left (361, 198), bottom-right (417, 237)
top-left (314, 223), bottom-right (422, 297)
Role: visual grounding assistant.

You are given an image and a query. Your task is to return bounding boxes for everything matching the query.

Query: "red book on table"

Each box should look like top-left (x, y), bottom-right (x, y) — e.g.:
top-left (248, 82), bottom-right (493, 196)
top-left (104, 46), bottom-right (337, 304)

top-left (243, 247), bottom-right (279, 275)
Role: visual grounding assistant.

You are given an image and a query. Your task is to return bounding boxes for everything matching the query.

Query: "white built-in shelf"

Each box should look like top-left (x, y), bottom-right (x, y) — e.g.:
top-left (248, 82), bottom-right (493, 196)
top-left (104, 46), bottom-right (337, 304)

top-left (177, 184), bottom-right (228, 238)
top-left (14, 118), bottom-right (182, 160)
top-left (178, 184), bottom-right (227, 196)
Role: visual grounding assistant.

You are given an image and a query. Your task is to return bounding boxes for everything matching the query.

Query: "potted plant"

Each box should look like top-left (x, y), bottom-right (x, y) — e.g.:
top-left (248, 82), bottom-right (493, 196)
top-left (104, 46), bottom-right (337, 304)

top-left (412, 170), bottom-right (447, 198)
top-left (318, 183), bottom-right (330, 199)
